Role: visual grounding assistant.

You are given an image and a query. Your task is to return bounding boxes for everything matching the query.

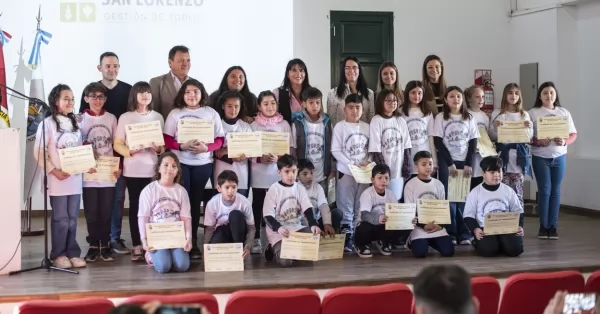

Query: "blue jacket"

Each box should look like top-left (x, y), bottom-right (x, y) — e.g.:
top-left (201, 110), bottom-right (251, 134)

top-left (292, 110), bottom-right (333, 175)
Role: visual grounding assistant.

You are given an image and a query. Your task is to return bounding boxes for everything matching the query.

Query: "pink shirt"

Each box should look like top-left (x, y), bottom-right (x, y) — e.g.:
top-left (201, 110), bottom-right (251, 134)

top-left (272, 88), bottom-right (303, 114)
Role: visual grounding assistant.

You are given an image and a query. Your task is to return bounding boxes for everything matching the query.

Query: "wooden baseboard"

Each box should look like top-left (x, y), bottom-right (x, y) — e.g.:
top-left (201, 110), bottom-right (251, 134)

top-left (523, 199), bottom-right (600, 219)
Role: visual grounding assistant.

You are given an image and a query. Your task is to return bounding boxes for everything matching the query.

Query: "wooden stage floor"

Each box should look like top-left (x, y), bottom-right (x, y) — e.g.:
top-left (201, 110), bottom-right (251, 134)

top-left (1, 213), bottom-right (599, 302)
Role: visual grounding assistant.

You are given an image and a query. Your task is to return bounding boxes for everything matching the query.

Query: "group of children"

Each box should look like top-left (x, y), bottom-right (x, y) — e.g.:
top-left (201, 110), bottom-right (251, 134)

top-left (35, 71), bottom-right (575, 272)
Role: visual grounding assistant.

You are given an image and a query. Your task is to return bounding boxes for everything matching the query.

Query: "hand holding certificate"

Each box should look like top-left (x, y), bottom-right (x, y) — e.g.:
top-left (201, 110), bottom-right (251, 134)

top-left (498, 120), bottom-right (531, 143)
top-left (448, 170), bottom-right (471, 202)
top-left (177, 119), bottom-right (214, 144)
top-left (484, 212), bottom-right (520, 235)
top-left (203, 243), bottom-right (244, 272)
top-left (385, 203), bottom-right (416, 230)
top-left (280, 232), bottom-right (320, 261)
top-left (227, 132), bottom-right (262, 158)
top-left (84, 156), bottom-right (119, 183)
top-left (58, 145), bottom-right (97, 175)
top-left (125, 121), bottom-right (165, 149)
top-left (477, 127), bottom-right (497, 157)
top-left (145, 222), bottom-right (186, 251)
top-left (417, 199), bottom-right (451, 225)
top-left (537, 116), bottom-right (569, 139)
top-left (348, 162), bottom-right (376, 184)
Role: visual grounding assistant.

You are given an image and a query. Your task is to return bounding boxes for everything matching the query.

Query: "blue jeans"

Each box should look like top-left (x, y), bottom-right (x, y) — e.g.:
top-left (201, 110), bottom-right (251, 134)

top-left (437, 159), bottom-right (471, 241)
top-left (150, 248), bottom-right (190, 273)
top-left (410, 235), bottom-right (455, 258)
top-left (49, 195), bottom-right (81, 259)
top-left (532, 155), bottom-right (566, 229)
top-left (181, 163), bottom-right (213, 239)
top-left (110, 175), bottom-right (127, 242)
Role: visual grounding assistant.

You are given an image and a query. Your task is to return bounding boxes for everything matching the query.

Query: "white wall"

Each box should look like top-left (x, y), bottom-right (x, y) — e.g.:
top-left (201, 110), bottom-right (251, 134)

top-left (516, 0), bottom-right (560, 10)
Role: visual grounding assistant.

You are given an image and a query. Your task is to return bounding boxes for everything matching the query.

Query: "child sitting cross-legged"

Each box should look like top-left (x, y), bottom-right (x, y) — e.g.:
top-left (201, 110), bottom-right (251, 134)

top-left (263, 154), bottom-right (322, 267)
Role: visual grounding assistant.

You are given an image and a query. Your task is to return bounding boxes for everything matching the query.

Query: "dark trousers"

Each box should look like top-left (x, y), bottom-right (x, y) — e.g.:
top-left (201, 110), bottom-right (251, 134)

top-left (473, 234), bottom-right (524, 257)
top-left (126, 177), bottom-right (152, 247)
top-left (471, 176), bottom-right (484, 190)
top-left (110, 175), bottom-right (127, 242)
top-left (437, 159), bottom-right (470, 241)
top-left (209, 210), bottom-right (247, 244)
top-left (354, 222), bottom-right (409, 246)
top-left (410, 236), bottom-right (455, 258)
top-left (318, 208), bottom-right (343, 231)
top-left (83, 187), bottom-right (115, 246)
top-left (251, 188), bottom-right (268, 239)
top-left (181, 163), bottom-right (213, 239)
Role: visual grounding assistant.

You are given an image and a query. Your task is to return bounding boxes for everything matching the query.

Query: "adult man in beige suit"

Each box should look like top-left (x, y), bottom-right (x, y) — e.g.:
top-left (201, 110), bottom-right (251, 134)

top-left (149, 45), bottom-right (191, 120)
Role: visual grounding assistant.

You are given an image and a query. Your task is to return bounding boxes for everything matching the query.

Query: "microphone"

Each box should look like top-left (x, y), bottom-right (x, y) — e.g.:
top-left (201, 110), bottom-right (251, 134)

top-left (0, 83), bottom-right (50, 109)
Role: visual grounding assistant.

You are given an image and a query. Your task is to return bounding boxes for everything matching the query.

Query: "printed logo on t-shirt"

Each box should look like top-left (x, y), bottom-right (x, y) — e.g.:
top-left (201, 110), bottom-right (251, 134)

top-left (278, 196), bottom-right (302, 225)
top-left (417, 191), bottom-right (438, 200)
top-left (55, 130), bottom-right (82, 149)
top-left (482, 198), bottom-right (509, 214)
top-left (307, 131), bottom-right (324, 163)
top-left (381, 127), bottom-right (402, 153)
top-left (442, 120), bottom-right (469, 149)
top-left (477, 122), bottom-right (487, 130)
top-left (150, 197), bottom-right (182, 223)
top-left (406, 118), bottom-right (428, 147)
top-left (372, 201), bottom-right (386, 216)
top-left (343, 133), bottom-right (368, 162)
top-left (87, 124), bottom-right (113, 155)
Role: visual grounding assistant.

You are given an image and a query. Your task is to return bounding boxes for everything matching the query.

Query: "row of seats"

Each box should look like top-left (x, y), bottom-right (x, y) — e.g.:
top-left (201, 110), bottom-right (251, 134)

top-left (16, 269), bottom-right (600, 314)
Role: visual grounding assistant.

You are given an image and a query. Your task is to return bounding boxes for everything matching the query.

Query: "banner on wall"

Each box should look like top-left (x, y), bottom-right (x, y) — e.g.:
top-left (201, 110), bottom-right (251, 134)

top-left (0, 17), bottom-right (12, 128)
top-left (474, 69), bottom-right (494, 114)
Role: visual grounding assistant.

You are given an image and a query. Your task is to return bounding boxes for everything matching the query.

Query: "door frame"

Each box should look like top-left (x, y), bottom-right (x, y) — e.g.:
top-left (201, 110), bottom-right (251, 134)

top-left (329, 10), bottom-right (394, 87)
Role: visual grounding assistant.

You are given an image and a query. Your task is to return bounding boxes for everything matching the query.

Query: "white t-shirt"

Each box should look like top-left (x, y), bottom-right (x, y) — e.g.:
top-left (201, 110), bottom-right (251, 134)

top-left (292, 121), bottom-right (326, 183)
top-left (469, 110), bottom-right (490, 177)
top-left (250, 120), bottom-right (292, 189)
top-left (116, 111), bottom-right (165, 178)
top-left (263, 182), bottom-right (313, 245)
top-left (303, 182), bottom-right (328, 221)
top-left (403, 177), bottom-right (449, 240)
top-left (402, 108), bottom-right (434, 174)
top-left (488, 110), bottom-right (533, 174)
top-left (34, 116), bottom-right (83, 196)
top-left (204, 193), bottom-right (254, 227)
top-left (432, 113), bottom-right (480, 162)
top-left (528, 107), bottom-right (576, 159)
top-left (163, 106), bottom-right (225, 166)
top-left (214, 119), bottom-right (252, 189)
top-left (359, 187), bottom-right (398, 225)
top-left (138, 181), bottom-right (192, 223)
top-left (369, 115), bottom-right (412, 179)
top-left (331, 120), bottom-right (370, 176)
top-left (463, 183), bottom-right (523, 229)
top-left (80, 112), bottom-right (118, 188)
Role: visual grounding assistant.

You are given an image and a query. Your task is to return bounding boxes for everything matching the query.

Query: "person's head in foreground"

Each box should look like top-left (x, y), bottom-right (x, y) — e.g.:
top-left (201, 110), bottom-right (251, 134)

top-left (480, 156), bottom-right (503, 185)
top-left (371, 164), bottom-right (390, 193)
top-left (413, 264), bottom-right (478, 314)
top-left (217, 170), bottom-right (239, 202)
top-left (277, 154), bottom-right (298, 185)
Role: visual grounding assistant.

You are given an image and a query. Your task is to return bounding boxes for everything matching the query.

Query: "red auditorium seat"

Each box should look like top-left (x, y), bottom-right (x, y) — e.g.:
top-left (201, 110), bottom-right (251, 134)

top-left (585, 270), bottom-right (600, 294)
top-left (224, 288), bottom-right (321, 314)
top-left (322, 283), bottom-right (413, 314)
top-left (498, 270), bottom-right (585, 314)
top-left (17, 297), bottom-right (114, 314)
top-left (471, 276), bottom-right (501, 314)
top-left (122, 292), bottom-right (218, 314)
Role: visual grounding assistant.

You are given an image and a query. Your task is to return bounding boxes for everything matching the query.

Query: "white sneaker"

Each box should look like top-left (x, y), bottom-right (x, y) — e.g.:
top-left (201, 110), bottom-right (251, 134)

top-left (69, 257), bottom-right (87, 268)
top-left (250, 239), bottom-right (262, 254)
top-left (460, 239), bottom-right (472, 245)
top-left (53, 256), bottom-right (72, 269)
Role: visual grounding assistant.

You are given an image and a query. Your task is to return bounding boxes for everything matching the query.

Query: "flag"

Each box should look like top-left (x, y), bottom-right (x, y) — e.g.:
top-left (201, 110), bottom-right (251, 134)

top-left (0, 29), bottom-right (12, 128)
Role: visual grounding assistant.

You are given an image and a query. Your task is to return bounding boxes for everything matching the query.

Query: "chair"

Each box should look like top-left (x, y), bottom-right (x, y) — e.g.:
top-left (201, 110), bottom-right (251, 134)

top-left (322, 283), bottom-right (413, 314)
top-left (17, 297), bottom-right (114, 314)
top-left (122, 292), bottom-right (218, 314)
top-left (224, 288), bottom-right (320, 314)
top-left (585, 270), bottom-right (600, 294)
top-left (498, 270), bottom-right (585, 314)
top-left (471, 276), bottom-right (501, 314)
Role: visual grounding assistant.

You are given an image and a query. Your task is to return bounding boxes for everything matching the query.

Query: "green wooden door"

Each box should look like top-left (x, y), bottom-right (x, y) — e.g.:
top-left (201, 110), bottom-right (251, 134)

top-left (330, 11), bottom-right (394, 89)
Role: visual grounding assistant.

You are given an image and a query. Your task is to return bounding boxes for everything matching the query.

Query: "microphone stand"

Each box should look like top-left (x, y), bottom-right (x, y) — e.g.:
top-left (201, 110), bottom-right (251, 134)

top-left (0, 83), bottom-right (78, 275)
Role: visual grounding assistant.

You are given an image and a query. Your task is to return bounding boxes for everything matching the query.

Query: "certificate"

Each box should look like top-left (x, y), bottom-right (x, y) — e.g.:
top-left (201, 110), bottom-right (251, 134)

top-left (145, 222), bottom-right (186, 250)
top-left (348, 162), bottom-right (375, 184)
top-left (58, 145), bottom-right (96, 175)
top-left (385, 203), bottom-right (416, 230)
top-left (448, 170), bottom-right (471, 202)
top-left (260, 131), bottom-right (290, 156)
top-left (125, 121), bottom-right (164, 149)
top-left (203, 243), bottom-right (244, 272)
top-left (177, 119), bottom-right (214, 144)
top-left (226, 132), bottom-right (262, 158)
top-left (484, 212), bottom-right (520, 235)
top-left (280, 232), bottom-right (320, 261)
top-left (83, 156), bottom-right (119, 183)
top-left (477, 127), bottom-right (497, 157)
top-left (498, 120), bottom-right (530, 143)
top-left (537, 116), bottom-right (569, 139)
top-left (417, 199), bottom-right (451, 225)
top-left (317, 234), bottom-right (345, 260)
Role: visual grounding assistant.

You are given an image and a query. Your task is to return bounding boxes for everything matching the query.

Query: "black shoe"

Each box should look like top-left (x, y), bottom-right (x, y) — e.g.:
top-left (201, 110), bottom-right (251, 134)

top-left (344, 236), bottom-right (354, 252)
top-left (189, 238), bottom-right (202, 260)
top-left (84, 247), bottom-right (100, 262)
top-left (264, 244), bottom-right (274, 262)
top-left (376, 240), bottom-right (392, 256)
top-left (538, 227), bottom-right (549, 239)
top-left (100, 247), bottom-right (115, 262)
top-left (354, 244), bottom-right (372, 258)
top-left (548, 227), bottom-right (559, 240)
top-left (110, 239), bottom-right (131, 254)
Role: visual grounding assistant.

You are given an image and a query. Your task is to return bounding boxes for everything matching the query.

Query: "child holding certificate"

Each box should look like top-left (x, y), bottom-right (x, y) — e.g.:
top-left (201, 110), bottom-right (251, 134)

top-left (214, 91), bottom-right (253, 198)
top-left (465, 85), bottom-right (490, 190)
top-left (297, 159), bottom-right (342, 234)
top-left (488, 83), bottom-right (532, 213)
top-left (463, 156), bottom-right (524, 257)
top-left (291, 87), bottom-right (335, 195)
top-left (432, 86), bottom-right (480, 245)
top-left (331, 93), bottom-right (371, 252)
top-left (263, 155), bottom-right (322, 267)
top-left (204, 170), bottom-right (255, 259)
top-left (139, 152), bottom-right (192, 273)
top-left (163, 79), bottom-right (225, 260)
top-left (354, 164), bottom-right (412, 258)
top-left (528, 82), bottom-right (577, 240)
top-left (404, 151), bottom-right (454, 258)
top-left (250, 91), bottom-right (292, 255)
top-left (114, 81), bottom-right (165, 262)
top-left (34, 84), bottom-right (88, 269)
top-left (369, 88), bottom-right (412, 199)
top-left (80, 82), bottom-right (120, 263)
